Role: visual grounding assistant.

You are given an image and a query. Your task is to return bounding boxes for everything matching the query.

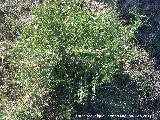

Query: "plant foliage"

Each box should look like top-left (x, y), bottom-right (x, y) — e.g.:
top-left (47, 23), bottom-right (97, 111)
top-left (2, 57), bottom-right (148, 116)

top-left (3, 1), bottom-right (143, 119)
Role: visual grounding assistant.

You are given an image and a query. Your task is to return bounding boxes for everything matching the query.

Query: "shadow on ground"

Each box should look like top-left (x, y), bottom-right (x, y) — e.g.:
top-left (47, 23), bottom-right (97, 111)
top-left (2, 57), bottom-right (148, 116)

top-left (117, 0), bottom-right (160, 70)
top-left (72, 71), bottom-right (159, 120)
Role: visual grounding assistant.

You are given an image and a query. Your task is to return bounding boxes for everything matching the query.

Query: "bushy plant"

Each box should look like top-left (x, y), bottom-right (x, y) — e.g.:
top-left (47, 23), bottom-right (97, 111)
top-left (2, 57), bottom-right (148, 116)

top-left (3, 1), bottom-right (143, 119)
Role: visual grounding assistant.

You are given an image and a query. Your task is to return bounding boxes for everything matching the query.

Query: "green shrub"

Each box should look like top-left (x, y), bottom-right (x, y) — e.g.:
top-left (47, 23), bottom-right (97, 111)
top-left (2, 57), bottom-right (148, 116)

top-left (4, 1), bottom-right (143, 119)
